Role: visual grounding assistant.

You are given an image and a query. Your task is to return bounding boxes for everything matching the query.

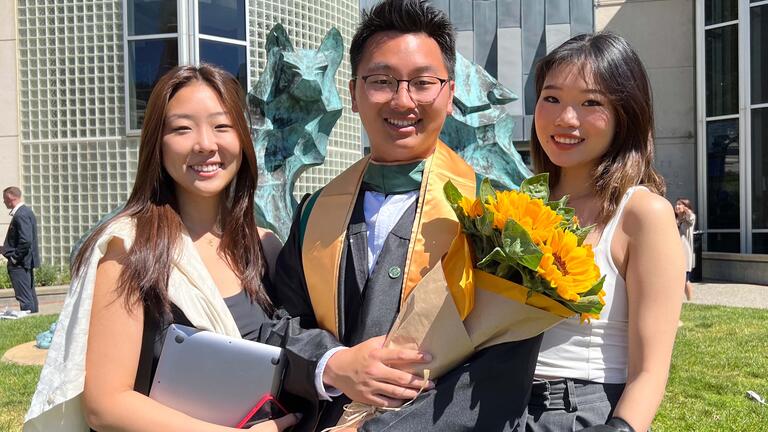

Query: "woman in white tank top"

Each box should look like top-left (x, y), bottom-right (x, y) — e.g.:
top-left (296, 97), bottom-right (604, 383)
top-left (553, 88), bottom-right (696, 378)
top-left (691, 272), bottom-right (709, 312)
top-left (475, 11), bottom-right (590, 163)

top-left (521, 32), bottom-right (685, 432)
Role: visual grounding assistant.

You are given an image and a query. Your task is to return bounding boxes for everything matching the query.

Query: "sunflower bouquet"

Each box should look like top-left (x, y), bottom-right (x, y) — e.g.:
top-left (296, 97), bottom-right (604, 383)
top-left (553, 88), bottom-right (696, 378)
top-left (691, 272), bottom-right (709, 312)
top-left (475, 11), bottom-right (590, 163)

top-left (445, 173), bottom-right (606, 322)
top-left (334, 175), bottom-right (605, 429)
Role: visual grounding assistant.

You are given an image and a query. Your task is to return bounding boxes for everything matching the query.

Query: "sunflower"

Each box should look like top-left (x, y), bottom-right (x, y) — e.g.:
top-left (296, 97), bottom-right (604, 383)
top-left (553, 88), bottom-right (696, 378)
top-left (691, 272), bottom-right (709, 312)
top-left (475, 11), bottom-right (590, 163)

top-left (459, 196), bottom-right (485, 218)
top-left (537, 229), bottom-right (602, 302)
top-left (485, 190), bottom-right (563, 244)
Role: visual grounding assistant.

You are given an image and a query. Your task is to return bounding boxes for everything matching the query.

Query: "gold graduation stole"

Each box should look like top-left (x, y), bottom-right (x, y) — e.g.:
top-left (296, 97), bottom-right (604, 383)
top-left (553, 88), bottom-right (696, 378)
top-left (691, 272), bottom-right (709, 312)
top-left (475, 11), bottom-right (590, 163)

top-left (301, 140), bottom-right (476, 338)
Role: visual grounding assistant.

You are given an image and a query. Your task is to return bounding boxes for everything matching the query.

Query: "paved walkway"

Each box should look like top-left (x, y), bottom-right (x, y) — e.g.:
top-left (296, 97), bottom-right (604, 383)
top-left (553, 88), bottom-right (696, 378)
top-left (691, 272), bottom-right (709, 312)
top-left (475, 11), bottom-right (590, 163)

top-left (685, 281), bottom-right (768, 309)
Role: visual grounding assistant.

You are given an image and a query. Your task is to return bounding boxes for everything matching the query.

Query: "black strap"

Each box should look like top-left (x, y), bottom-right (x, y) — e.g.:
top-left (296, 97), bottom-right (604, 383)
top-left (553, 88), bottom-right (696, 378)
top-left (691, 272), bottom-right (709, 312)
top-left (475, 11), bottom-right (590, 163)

top-left (133, 307), bottom-right (160, 396)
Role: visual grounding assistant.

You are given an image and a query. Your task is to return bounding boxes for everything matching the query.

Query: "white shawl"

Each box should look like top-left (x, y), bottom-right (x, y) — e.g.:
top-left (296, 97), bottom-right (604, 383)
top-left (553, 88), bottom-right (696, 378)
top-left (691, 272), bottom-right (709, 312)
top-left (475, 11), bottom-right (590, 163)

top-left (23, 217), bottom-right (242, 431)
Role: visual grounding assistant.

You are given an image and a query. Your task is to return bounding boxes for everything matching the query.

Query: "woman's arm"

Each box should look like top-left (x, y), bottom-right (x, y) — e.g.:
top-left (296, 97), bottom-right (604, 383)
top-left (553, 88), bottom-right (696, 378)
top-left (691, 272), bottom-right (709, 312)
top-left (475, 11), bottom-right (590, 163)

top-left (82, 238), bottom-right (297, 432)
top-left (611, 191), bottom-right (685, 431)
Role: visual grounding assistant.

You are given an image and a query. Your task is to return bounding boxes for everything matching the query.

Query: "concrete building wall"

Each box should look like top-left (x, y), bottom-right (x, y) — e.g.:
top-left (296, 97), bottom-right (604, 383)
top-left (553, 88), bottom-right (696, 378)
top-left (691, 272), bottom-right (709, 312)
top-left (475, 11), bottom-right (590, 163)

top-left (596, 0), bottom-right (697, 208)
top-left (0, 0), bottom-right (21, 240)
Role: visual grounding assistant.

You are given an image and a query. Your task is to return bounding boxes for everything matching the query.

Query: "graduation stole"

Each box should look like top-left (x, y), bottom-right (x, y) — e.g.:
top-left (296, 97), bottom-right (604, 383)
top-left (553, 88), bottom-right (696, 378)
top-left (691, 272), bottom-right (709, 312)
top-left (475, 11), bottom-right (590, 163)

top-left (301, 140), bottom-right (476, 338)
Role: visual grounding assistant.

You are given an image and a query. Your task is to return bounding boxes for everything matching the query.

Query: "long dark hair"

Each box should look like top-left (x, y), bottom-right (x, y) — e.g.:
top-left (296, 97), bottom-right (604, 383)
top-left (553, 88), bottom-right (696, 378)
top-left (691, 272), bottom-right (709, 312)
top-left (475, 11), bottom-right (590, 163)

top-left (530, 32), bottom-right (665, 225)
top-left (72, 64), bottom-right (272, 318)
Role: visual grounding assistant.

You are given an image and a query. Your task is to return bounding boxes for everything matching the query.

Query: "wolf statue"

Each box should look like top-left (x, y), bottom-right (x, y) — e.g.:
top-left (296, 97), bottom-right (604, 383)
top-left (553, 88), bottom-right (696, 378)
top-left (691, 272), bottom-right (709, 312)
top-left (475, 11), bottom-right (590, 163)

top-left (249, 24), bottom-right (344, 241)
top-left (441, 52), bottom-right (532, 190)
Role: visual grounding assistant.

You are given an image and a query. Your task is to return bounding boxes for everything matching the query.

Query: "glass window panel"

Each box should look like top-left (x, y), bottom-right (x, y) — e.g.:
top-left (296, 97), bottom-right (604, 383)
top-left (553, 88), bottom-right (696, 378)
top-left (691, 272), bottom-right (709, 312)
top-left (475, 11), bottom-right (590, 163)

top-left (706, 232), bottom-right (740, 253)
top-left (753, 233), bottom-right (768, 254)
top-left (754, 108), bottom-right (768, 229)
top-left (705, 0), bottom-right (738, 26)
top-left (199, 0), bottom-right (246, 40)
top-left (128, 39), bottom-right (178, 130)
top-left (752, 5), bottom-right (768, 105)
top-left (199, 40), bottom-right (247, 92)
top-left (706, 25), bottom-right (739, 117)
top-left (127, 0), bottom-right (177, 35)
top-left (706, 119), bottom-right (740, 229)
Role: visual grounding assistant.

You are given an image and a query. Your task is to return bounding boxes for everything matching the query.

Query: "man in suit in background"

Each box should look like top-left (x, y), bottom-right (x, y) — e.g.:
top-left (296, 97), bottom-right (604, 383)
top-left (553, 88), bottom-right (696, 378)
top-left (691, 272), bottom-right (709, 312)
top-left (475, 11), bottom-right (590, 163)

top-left (2, 186), bottom-right (40, 313)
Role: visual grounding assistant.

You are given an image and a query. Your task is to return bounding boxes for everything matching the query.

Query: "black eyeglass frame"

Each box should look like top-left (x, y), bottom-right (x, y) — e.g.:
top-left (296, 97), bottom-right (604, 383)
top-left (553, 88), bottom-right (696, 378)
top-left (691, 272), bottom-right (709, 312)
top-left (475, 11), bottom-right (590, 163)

top-left (353, 74), bottom-right (450, 105)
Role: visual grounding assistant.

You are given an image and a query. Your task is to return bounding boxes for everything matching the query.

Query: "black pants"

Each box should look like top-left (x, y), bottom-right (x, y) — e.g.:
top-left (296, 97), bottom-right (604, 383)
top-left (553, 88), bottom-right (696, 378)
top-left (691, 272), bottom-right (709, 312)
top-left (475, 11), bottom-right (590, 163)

top-left (8, 265), bottom-right (37, 313)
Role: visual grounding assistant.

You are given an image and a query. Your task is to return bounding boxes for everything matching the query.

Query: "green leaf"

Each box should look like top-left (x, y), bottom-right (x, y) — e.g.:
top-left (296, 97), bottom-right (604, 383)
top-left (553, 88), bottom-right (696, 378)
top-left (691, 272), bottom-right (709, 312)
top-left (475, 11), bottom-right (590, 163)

top-left (547, 195), bottom-right (569, 211)
top-left (479, 177), bottom-right (496, 203)
top-left (569, 295), bottom-right (605, 314)
top-left (501, 219), bottom-right (543, 271)
top-left (477, 247), bottom-right (509, 267)
top-left (583, 275), bottom-right (606, 297)
top-left (443, 180), bottom-right (464, 207)
top-left (476, 208), bottom-right (496, 236)
top-left (558, 206), bottom-right (576, 222)
top-left (520, 173), bottom-right (550, 201)
top-left (573, 223), bottom-right (595, 246)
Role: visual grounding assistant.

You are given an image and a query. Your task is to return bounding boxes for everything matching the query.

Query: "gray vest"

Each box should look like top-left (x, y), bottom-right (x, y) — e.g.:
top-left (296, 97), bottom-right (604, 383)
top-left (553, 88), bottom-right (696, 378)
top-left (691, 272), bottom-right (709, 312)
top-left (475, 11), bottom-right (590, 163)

top-left (338, 191), bottom-right (418, 346)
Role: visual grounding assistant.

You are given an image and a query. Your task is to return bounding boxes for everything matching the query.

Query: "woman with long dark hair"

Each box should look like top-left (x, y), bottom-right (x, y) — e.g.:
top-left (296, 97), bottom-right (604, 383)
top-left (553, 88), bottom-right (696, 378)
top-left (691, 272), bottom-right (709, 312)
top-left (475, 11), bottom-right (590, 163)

top-left (25, 64), bottom-right (297, 431)
top-left (522, 33), bottom-right (685, 432)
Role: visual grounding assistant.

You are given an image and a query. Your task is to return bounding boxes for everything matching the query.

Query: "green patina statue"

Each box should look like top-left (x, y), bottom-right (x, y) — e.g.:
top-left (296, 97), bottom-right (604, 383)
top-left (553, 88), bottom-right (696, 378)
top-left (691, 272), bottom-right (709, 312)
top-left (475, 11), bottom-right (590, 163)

top-left (441, 52), bottom-right (532, 190)
top-left (249, 24), bottom-right (344, 241)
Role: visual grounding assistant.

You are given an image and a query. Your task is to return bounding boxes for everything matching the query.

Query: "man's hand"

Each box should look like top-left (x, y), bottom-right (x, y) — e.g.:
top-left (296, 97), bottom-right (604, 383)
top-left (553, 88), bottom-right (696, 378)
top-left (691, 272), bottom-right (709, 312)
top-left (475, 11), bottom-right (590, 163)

top-left (323, 336), bottom-right (433, 408)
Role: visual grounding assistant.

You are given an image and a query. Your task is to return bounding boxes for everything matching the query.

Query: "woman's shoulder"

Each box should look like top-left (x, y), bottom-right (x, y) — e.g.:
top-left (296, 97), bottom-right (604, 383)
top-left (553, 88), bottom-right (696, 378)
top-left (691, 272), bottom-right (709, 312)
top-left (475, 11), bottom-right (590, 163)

top-left (93, 216), bottom-right (137, 259)
top-left (622, 188), bottom-right (676, 233)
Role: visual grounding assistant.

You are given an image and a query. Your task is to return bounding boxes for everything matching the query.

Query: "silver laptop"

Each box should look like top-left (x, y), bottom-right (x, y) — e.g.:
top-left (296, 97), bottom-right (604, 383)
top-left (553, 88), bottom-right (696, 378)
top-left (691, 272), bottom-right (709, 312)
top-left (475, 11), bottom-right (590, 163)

top-left (149, 324), bottom-right (285, 427)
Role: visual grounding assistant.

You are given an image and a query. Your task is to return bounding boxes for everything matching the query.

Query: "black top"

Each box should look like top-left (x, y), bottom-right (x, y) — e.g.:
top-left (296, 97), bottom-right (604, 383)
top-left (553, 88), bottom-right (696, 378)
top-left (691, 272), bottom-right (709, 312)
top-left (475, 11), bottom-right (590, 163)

top-left (223, 289), bottom-right (270, 341)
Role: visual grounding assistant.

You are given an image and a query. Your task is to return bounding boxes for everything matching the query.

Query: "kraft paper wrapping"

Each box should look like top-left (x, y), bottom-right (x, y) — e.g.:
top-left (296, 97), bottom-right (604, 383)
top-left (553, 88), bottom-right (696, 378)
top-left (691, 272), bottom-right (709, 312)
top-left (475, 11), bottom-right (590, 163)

top-left (331, 233), bottom-right (575, 430)
top-left (384, 262), bottom-right (570, 378)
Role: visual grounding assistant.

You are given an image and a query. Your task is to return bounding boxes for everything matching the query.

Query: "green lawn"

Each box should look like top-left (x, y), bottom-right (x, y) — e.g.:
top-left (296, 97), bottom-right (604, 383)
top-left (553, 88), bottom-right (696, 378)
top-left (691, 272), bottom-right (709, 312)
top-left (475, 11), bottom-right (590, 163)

top-left (0, 305), bottom-right (766, 431)
top-left (653, 304), bottom-right (768, 431)
top-left (0, 314), bottom-right (57, 432)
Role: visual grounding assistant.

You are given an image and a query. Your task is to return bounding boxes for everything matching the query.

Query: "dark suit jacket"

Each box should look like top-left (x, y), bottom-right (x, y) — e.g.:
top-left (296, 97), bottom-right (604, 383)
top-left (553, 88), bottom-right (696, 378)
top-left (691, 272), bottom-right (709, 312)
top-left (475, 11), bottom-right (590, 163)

top-left (3, 204), bottom-right (40, 269)
top-left (267, 191), bottom-right (543, 431)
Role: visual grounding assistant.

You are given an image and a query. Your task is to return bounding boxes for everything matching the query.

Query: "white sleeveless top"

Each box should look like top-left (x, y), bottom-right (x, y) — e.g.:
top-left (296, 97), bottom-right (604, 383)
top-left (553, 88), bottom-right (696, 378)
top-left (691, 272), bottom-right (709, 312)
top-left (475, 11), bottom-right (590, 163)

top-left (534, 186), bottom-right (646, 384)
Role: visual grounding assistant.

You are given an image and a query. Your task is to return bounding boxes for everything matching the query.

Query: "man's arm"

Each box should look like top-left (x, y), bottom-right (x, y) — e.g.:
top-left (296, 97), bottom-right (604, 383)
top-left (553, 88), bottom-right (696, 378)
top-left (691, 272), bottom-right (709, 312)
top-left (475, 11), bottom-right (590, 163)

top-left (263, 194), bottom-right (344, 400)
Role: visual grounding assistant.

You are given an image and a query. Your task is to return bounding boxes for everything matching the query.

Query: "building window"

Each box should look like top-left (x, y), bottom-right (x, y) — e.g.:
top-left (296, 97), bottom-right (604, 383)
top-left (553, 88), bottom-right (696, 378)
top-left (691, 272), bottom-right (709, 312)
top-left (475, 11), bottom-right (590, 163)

top-left (698, 0), bottom-right (768, 254)
top-left (124, 0), bottom-right (248, 131)
top-left (751, 2), bottom-right (768, 254)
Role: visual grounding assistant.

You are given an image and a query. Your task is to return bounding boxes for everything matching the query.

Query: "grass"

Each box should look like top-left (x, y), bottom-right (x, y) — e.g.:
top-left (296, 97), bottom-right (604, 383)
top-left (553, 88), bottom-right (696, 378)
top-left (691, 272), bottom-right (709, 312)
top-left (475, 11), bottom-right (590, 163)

top-left (0, 314), bottom-right (58, 432)
top-left (0, 305), bottom-right (766, 431)
top-left (653, 304), bottom-right (768, 431)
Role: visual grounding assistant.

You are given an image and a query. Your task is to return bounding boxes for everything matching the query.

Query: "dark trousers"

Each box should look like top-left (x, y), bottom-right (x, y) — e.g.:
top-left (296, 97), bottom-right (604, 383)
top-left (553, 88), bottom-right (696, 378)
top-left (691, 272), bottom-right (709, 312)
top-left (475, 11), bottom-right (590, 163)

top-left (8, 265), bottom-right (38, 313)
top-left (520, 378), bottom-right (625, 432)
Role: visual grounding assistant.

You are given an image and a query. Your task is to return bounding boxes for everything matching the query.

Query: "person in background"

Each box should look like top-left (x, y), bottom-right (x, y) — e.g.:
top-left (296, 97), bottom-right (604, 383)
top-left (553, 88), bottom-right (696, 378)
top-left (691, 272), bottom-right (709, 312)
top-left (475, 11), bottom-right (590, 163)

top-left (24, 64), bottom-right (300, 432)
top-left (675, 198), bottom-right (696, 300)
top-left (2, 186), bottom-right (40, 313)
top-left (522, 32), bottom-right (685, 432)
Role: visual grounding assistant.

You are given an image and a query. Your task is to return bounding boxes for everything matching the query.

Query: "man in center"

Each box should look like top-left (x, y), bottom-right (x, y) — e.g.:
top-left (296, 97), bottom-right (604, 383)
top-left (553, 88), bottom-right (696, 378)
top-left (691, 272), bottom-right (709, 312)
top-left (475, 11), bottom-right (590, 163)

top-left (270, 1), bottom-right (541, 430)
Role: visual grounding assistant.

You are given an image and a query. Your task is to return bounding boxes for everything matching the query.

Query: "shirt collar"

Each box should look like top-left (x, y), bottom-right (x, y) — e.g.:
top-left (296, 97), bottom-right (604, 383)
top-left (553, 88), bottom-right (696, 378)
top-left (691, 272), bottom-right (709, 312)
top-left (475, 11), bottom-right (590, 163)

top-left (9, 202), bottom-right (24, 216)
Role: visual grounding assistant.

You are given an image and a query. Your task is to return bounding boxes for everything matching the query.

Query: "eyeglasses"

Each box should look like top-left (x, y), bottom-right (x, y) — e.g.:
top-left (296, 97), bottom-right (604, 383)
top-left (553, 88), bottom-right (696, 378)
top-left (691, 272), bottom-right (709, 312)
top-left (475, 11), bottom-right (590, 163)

top-left (355, 74), bottom-right (449, 105)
